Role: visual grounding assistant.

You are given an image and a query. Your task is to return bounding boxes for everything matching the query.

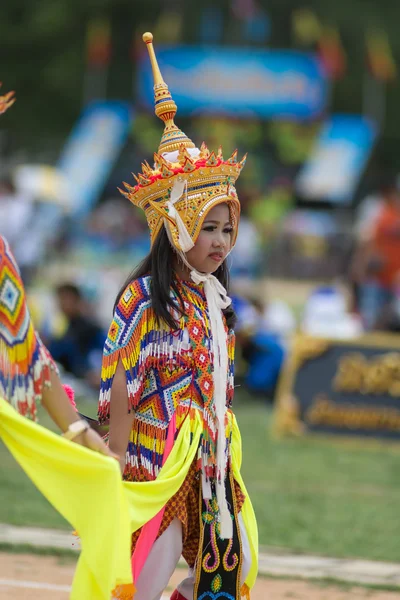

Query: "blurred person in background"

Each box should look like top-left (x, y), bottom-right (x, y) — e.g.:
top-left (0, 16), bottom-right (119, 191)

top-left (230, 214), bottom-right (261, 277)
top-left (259, 296), bottom-right (296, 346)
top-left (350, 179), bottom-right (386, 313)
top-left (85, 196), bottom-right (147, 252)
top-left (351, 179), bottom-right (400, 330)
top-left (233, 295), bottom-right (285, 400)
top-left (302, 286), bottom-right (363, 339)
top-left (47, 283), bottom-right (106, 389)
top-left (0, 174), bottom-right (38, 281)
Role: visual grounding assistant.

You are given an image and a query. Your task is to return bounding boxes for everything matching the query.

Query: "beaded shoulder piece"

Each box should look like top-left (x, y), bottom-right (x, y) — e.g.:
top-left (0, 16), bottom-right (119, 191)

top-left (0, 236), bottom-right (56, 420)
top-left (98, 276), bottom-right (189, 422)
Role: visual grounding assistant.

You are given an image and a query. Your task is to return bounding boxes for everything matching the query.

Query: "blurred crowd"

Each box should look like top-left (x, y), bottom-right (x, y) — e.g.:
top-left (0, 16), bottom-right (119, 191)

top-left (3, 161), bottom-right (400, 400)
top-left (2, 101), bottom-right (400, 402)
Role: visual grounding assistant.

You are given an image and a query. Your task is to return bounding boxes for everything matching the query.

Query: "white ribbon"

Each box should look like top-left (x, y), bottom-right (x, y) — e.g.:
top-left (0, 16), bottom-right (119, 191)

top-left (164, 179), bottom-right (194, 253)
top-left (190, 268), bottom-right (233, 539)
top-left (166, 175), bottom-right (234, 538)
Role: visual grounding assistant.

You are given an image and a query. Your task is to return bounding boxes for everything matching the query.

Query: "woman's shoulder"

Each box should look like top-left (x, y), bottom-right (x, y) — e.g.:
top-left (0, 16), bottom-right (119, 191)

top-left (114, 275), bottom-right (152, 318)
top-left (106, 276), bottom-right (154, 351)
top-left (120, 275), bottom-right (151, 302)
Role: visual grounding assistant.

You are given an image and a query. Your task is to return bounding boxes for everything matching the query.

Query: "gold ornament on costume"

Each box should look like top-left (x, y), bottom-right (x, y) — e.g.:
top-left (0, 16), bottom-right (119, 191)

top-left (119, 32), bottom-right (247, 251)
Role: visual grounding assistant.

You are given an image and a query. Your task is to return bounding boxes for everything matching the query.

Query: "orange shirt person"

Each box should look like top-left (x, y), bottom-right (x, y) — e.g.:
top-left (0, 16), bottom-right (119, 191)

top-left (369, 190), bottom-right (400, 289)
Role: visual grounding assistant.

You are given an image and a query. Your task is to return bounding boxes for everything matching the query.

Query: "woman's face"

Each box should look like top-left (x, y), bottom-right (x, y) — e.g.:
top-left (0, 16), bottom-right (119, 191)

top-left (185, 203), bottom-right (233, 273)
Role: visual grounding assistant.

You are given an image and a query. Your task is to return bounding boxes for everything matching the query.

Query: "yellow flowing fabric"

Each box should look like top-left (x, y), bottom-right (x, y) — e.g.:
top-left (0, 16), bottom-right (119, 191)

top-left (0, 398), bottom-right (258, 597)
top-left (122, 409), bottom-right (258, 590)
top-left (0, 396), bottom-right (133, 599)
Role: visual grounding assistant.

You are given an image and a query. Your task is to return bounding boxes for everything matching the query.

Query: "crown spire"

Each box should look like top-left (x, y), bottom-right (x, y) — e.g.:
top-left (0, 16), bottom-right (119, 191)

top-left (142, 32), bottom-right (195, 155)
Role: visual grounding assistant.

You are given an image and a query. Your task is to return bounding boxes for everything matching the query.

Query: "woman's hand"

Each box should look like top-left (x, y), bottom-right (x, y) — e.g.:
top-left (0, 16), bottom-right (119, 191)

top-left (74, 427), bottom-right (119, 460)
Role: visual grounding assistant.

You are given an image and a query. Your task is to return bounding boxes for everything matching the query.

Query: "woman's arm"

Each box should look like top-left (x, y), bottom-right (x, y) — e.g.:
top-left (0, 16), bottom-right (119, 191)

top-left (41, 369), bottom-right (119, 459)
top-left (108, 360), bottom-right (135, 474)
top-left (41, 370), bottom-right (85, 433)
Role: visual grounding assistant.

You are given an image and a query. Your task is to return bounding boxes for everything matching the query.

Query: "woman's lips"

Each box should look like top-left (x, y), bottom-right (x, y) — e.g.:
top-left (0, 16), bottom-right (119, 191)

top-left (209, 253), bottom-right (223, 262)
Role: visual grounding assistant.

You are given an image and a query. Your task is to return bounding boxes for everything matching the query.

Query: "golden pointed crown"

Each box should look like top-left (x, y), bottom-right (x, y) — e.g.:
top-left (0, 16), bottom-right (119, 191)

top-left (119, 33), bottom-right (247, 251)
top-left (142, 32), bottom-right (195, 154)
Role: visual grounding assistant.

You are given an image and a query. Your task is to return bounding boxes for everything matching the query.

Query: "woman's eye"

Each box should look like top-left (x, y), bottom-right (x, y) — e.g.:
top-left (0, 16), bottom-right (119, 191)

top-left (224, 228), bottom-right (233, 234)
top-left (203, 226), bottom-right (215, 232)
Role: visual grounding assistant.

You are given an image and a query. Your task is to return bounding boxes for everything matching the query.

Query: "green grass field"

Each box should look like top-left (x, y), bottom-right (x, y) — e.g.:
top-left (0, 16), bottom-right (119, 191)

top-left (1, 392), bottom-right (400, 562)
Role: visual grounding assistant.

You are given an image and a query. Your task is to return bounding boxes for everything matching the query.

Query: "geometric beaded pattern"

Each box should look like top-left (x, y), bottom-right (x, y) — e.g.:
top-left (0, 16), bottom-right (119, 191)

top-left (98, 274), bottom-right (236, 481)
top-left (0, 243), bottom-right (27, 345)
top-left (0, 235), bottom-right (56, 419)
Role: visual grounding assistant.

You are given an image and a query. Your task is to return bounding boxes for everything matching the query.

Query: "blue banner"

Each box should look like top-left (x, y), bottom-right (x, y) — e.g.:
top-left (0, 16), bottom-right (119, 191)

top-left (58, 101), bottom-right (132, 218)
top-left (296, 115), bottom-right (378, 204)
top-left (138, 46), bottom-right (328, 120)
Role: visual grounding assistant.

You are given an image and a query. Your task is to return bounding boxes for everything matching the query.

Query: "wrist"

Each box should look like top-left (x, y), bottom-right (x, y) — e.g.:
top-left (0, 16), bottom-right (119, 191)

top-left (62, 419), bottom-right (90, 441)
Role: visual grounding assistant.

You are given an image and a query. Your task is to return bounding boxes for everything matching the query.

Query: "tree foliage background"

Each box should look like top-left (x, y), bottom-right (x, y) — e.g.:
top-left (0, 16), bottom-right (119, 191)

top-left (1, 0), bottom-right (400, 169)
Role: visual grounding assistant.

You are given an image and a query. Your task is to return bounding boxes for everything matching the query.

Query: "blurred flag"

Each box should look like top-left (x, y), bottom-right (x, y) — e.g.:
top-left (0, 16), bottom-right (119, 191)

top-left (318, 26), bottom-right (346, 80)
top-left (231, 0), bottom-right (256, 19)
top-left (292, 8), bottom-right (322, 45)
top-left (200, 7), bottom-right (224, 44)
top-left (152, 10), bottom-right (182, 44)
top-left (86, 17), bottom-right (111, 68)
top-left (366, 29), bottom-right (397, 82)
top-left (130, 27), bottom-right (145, 63)
top-left (243, 7), bottom-right (271, 44)
top-left (13, 165), bottom-right (71, 208)
top-left (231, 0), bottom-right (270, 44)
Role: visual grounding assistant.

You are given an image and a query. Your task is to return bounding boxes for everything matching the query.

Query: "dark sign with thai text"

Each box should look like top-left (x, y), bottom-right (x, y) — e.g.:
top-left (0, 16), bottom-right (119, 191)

top-left (275, 334), bottom-right (400, 440)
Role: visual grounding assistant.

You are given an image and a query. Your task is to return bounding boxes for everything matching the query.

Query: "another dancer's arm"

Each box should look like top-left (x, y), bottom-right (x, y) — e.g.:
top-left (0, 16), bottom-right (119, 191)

top-left (42, 369), bottom-right (119, 458)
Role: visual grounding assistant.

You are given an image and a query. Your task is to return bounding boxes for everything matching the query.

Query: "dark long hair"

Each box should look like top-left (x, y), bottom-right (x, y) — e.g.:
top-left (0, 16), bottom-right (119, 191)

top-left (114, 227), bottom-right (236, 330)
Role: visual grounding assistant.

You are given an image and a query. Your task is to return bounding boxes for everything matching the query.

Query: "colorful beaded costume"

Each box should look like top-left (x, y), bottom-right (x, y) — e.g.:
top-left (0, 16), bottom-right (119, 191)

top-left (99, 275), bottom-right (235, 481)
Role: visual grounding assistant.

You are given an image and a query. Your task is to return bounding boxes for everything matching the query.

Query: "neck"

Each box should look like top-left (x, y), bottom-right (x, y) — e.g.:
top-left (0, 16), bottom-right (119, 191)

top-left (173, 257), bottom-right (192, 281)
top-left (173, 254), bottom-right (215, 284)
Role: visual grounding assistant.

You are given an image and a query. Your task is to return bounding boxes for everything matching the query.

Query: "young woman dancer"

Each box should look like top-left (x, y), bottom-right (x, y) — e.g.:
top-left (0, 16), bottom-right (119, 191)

top-left (100, 33), bottom-right (258, 600)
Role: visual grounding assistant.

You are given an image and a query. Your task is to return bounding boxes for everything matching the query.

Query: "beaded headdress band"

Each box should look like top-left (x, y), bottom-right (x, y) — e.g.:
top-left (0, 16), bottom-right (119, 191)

top-left (120, 32), bottom-right (247, 252)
